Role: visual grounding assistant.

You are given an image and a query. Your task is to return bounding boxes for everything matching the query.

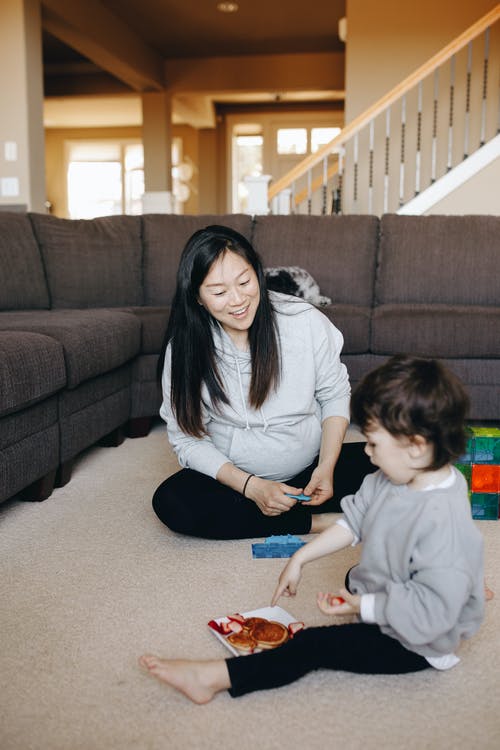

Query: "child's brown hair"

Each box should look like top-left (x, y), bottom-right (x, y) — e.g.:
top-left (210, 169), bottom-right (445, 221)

top-left (351, 355), bottom-right (470, 470)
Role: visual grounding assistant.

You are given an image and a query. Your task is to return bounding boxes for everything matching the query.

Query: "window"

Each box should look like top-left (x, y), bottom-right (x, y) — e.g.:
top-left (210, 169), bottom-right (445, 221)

top-left (232, 128), bottom-right (263, 213)
top-left (66, 141), bottom-right (144, 219)
top-left (311, 127), bottom-right (341, 153)
top-left (276, 128), bottom-right (307, 155)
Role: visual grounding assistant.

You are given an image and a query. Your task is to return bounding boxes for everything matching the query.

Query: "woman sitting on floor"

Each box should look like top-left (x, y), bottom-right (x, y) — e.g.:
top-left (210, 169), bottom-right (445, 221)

top-left (151, 224), bottom-right (374, 540)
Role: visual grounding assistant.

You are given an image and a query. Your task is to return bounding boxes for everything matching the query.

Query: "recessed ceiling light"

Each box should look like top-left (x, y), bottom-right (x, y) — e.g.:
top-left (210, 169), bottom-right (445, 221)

top-left (217, 2), bottom-right (239, 12)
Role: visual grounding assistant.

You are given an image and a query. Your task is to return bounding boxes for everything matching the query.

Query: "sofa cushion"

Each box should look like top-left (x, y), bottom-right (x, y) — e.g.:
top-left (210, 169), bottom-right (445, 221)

top-left (432, 358), bottom-right (500, 421)
top-left (29, 214), bottom-right (144, 308)
top-left (119, 306), bottom-right (170, 354)
top-left (131, 354), bottom-right (162, 418)
top-left (0, 331), bottom-right (66, 417)
top-left (321, 305), bottom-right (371, 353)
top-left (0, 310), bottom-right (141, 388)
top-left (252, 215), bottom-right (379, 306)
top-left (58, 364), bottom-right (132, 462)
top-left (0, 213), bottom-right (50, 310)
top-left (372, 305), bottom-right (500, 358)
top-left (143, 214), bottom-right (253, 306)
top-left (377, 214), bottom-right (500, 305)
top-left (0, 414), bottom-right (60, 503)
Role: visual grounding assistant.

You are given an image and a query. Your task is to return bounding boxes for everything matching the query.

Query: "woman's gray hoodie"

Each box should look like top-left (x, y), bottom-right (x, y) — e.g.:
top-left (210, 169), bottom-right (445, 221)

top-left (160, 293), bottom-right (350, 481)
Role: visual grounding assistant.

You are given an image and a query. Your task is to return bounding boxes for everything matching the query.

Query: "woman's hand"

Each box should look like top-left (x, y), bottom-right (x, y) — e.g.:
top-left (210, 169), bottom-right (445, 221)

top-left (271, 556), bottom-right (303, 605)
top-left (245, 476), bottom-right (300, 516)
top-left (316, 587), bottom-right (361, 616)
top-left (302, 461), bottom-right (334, 506)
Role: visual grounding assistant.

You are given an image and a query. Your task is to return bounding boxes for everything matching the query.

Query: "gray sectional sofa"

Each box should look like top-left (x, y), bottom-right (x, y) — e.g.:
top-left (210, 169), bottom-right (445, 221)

top-left (1, 211), bottom-right (499, 505)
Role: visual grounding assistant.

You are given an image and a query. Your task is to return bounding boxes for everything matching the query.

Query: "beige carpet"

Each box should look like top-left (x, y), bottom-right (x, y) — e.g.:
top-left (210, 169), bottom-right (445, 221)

top-left (1, 422), bottom-right (499, 750)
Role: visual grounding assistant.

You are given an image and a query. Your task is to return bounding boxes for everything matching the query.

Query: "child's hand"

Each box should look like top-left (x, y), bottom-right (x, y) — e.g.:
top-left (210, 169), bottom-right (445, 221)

top-left (271, 557), bottom-right (302, 605)
top-left (316, 588), bottom-right (361, 616)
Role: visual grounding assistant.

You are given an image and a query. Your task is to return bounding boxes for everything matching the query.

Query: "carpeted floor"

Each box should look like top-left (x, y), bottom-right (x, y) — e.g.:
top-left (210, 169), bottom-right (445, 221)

top-left (1, 422), bottom-right (499, 750)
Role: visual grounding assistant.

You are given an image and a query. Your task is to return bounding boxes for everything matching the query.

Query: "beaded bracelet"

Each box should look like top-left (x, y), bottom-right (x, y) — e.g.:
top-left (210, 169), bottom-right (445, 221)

top-left (242, 473), bottom-right (255, 497)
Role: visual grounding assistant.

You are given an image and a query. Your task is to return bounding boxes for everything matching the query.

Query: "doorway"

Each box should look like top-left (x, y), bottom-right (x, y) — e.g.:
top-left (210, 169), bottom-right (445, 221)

top-left (226, 111), bottom-right (343, 213)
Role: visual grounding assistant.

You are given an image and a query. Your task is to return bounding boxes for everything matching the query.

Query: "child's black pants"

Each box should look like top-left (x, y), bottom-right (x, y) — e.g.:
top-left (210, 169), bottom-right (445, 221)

top-left (226, 623), bottom-right (430, 697)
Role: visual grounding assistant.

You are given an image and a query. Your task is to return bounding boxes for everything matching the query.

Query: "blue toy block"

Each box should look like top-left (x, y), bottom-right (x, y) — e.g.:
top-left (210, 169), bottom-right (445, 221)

top-left (286, 493), bottom-right (311, 501)
top-left (252, 534), bottom-right (306, 558)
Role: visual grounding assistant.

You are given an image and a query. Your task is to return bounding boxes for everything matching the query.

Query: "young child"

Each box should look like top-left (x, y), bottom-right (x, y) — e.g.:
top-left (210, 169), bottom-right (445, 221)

top-left (139, 355), bottom-right (485, 703)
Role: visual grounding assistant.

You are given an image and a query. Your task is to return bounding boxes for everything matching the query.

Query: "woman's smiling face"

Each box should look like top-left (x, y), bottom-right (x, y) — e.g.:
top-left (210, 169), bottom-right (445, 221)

top-left (198, 249), bottom-right (260, 348)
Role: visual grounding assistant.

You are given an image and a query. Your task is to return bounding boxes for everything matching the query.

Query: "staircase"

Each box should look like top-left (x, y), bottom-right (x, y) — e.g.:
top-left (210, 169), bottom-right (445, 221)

top-left (266, 5), bottom-right (500, 216)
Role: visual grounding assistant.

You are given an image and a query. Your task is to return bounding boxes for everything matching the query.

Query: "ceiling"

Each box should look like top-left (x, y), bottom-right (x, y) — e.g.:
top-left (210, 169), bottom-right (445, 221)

top-left (42, 0), bottom-right (346, 128)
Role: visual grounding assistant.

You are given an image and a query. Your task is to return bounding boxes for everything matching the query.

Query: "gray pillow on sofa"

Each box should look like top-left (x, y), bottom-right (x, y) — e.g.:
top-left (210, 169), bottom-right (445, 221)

top-left (29, 214), bottom-right (144, 308)
top-left (0, 214), bottom-right (50, 310)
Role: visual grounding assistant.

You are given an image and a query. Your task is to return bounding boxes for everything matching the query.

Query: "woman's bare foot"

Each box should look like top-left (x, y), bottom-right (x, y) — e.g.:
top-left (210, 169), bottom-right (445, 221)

top-left (138, 655), bottom-right (230, 704)
top-left (310, 512), bottom-right (340, 533)
top-left (485, 582), bottom-right (494, 601)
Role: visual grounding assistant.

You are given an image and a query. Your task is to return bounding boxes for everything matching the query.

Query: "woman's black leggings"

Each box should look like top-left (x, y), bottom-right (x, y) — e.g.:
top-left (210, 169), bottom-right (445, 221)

top-left (227, 623), bottom-right (431, 697)
top-left (152, 442), bottom-right (375, 539)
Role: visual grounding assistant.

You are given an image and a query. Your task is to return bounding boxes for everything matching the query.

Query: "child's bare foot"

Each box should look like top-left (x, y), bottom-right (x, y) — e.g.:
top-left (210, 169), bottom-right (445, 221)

top-left (485, 582), bottom-right (494, 601)
top-left (138, 655), bottom-right (230, 704)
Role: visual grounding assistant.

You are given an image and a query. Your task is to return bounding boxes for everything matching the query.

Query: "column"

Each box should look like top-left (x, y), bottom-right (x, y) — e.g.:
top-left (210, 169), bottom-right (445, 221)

top-left (141, 91), bottom-right (173, 214)
top-left (0, 0), bottom-right (46, 212)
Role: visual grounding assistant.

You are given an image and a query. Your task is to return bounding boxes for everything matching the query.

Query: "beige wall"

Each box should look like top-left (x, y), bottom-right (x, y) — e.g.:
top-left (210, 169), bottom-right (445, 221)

top-left (425, 155), bottom-right (500, 215)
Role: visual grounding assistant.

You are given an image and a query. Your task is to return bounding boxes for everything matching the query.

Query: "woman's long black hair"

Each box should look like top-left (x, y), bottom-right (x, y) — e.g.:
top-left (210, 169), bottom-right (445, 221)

top-left (157, 225), bottom-right (281, 437)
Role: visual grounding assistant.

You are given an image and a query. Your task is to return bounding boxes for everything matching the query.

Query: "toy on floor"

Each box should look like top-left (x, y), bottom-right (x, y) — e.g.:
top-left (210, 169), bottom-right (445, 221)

top-left (252, 534), bottom-right (306, 558)
top-left (456, 426), bottom-right (500, 520)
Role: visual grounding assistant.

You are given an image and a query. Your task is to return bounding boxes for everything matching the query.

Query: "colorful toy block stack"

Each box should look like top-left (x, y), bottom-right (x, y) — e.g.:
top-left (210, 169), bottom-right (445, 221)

top-left (456, 426), bottom-right (500, 520)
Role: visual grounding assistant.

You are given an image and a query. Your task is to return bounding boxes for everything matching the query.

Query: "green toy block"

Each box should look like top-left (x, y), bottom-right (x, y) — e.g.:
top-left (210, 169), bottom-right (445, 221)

top-left (469, 426), bottom-right (500, 438)
top-left (456, 463), bottom-right (472, 487)
top-left (470, 492), bottom-right (499, 520)
top-left (473, 437), bottom-right (500, 463)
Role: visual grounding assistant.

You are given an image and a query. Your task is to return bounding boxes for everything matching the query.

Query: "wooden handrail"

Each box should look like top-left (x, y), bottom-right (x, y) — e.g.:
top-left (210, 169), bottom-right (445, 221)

top-left (269, 3), bottom-right (500, 201)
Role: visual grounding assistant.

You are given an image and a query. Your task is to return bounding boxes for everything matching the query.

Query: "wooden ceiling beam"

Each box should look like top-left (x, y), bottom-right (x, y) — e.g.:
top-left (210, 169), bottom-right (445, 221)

top-left (41, 0), bottom-right (165, 91)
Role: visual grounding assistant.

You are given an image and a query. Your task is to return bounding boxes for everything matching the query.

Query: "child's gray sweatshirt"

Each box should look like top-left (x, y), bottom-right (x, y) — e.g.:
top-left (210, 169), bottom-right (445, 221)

top-left (341, 468), bottom-right (485, 659)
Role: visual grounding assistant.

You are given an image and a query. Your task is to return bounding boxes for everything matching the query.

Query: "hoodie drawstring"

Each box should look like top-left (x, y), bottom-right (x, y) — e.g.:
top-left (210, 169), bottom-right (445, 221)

top-left (234, 354), bottom-right (251, 430)
top-left (260, 407), bottom-right (269, 433)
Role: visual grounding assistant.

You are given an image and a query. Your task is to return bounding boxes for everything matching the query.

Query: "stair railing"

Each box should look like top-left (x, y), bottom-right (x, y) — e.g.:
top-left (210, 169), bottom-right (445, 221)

top-left (267, 4), bottom-right (500, 216)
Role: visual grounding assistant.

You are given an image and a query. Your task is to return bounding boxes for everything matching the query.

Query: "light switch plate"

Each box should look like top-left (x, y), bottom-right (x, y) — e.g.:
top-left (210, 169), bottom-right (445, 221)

top-left (1, 177), bottom-right (20, 197)
top-left (4, 141), bottom-right (18, 161)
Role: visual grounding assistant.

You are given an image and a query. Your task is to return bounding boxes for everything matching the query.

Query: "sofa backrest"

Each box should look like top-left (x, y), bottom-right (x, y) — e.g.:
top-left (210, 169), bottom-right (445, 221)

top-left (142, 214), bottom-right (254, 306)
top-left (0, 213), bottom-right (50, 310)
top-left (251, 215), bottom-right (379, 306)
top-left (29, 213), bottom-right (144, 308)
top-left (377, 214), bottom-right (500, 305)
